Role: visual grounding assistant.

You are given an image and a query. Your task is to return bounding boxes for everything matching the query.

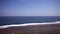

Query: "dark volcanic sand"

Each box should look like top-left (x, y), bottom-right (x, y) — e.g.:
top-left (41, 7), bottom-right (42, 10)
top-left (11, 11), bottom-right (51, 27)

top-left (0, 23), bottom-right (60, 34)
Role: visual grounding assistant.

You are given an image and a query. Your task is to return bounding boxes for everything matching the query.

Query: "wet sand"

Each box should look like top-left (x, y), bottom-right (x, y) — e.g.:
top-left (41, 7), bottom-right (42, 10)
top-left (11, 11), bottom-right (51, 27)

top-left (0, 23), bottom-right (60, 34)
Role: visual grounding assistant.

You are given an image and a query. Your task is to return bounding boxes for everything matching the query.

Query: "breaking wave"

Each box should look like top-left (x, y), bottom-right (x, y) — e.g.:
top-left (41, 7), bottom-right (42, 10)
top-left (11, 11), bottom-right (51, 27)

top-left (0, 21), bottom-right (60, 29)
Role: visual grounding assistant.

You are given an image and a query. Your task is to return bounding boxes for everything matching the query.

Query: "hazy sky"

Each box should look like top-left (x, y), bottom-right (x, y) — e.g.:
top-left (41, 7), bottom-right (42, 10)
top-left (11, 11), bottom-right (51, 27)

top-left (0, 0), bottom-right (60, 16)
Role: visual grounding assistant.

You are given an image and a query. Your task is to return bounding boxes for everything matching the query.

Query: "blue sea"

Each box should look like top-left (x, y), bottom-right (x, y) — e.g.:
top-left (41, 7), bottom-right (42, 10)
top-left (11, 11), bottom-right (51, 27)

top-left (0, 16), bottom-right (60, 26)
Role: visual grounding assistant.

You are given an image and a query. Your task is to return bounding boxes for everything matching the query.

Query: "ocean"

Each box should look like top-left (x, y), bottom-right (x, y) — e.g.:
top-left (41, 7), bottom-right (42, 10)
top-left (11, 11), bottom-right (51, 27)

top-left (0, 16), bottom-right (60, 26)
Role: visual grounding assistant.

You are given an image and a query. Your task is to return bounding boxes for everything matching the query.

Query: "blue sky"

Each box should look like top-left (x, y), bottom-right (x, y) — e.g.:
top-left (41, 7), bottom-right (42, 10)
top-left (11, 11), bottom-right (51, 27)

top-left (0, 0), bottom-right (60, 16)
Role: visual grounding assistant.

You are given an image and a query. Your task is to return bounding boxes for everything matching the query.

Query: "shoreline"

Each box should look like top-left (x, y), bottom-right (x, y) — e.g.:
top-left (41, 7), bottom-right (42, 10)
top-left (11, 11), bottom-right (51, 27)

top-left (0, 21), bottom-right (60, 34)
top-left (0, 21), bottom-right (60, 29)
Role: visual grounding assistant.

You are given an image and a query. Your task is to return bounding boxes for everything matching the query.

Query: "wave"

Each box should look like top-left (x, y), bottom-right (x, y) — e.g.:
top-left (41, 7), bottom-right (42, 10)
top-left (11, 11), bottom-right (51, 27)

top-left (0, 21), bottom-right (60, 29)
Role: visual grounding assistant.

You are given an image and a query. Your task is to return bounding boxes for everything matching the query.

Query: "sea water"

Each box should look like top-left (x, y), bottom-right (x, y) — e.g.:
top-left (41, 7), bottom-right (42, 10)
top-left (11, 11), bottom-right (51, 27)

top-left (0, 16), bottom-right (60, 26)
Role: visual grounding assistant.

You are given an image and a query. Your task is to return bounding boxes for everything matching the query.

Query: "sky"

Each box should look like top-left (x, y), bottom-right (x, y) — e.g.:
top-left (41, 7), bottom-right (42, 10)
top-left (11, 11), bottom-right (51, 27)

top-left (0, 0), bottom-right (60, 16)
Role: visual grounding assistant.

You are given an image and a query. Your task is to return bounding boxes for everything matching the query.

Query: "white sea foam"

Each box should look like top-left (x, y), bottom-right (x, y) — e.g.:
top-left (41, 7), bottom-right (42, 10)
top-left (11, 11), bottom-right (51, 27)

top-left (0, 21), bottom-right (60, 29)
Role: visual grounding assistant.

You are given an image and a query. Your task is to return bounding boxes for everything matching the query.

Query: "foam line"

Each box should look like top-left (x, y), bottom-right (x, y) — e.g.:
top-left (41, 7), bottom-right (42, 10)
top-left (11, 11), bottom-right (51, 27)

top-left (0, 21), bottom-right (60, 29)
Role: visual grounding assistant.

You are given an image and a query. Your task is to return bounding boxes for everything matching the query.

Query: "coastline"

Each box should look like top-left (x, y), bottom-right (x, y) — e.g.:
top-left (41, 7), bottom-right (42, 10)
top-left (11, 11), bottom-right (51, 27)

top-left (0, 21), bottom-right (60, 34)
